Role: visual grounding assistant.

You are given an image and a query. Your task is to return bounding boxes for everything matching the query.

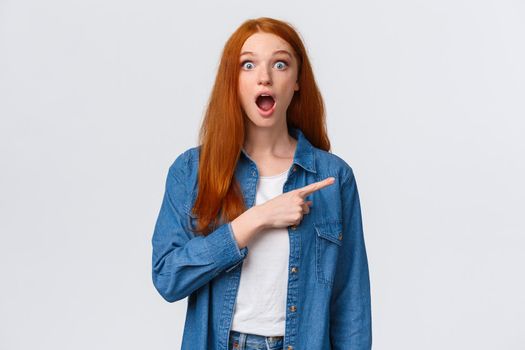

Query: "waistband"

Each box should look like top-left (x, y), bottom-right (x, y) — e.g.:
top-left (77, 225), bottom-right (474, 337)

top-left (229, 330), bottom-right (284, 342)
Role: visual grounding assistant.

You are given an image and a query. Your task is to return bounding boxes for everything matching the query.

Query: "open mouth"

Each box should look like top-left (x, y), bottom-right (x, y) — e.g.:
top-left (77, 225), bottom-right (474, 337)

top-left (255, 94), bottom-right (276, 112)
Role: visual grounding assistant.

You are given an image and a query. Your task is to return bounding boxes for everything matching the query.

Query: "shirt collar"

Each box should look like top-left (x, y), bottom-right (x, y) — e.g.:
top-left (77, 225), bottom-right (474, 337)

top-left (240, 126), bottom-right (316, 174)
top-left (289, 126), bottom-right (316, 173)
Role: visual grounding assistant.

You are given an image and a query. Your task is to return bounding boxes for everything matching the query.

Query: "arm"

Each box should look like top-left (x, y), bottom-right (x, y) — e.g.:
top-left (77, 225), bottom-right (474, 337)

top-left (329, 168), bottom-right (372, 349)
top-left (151, 150), bottom-right (250, 303)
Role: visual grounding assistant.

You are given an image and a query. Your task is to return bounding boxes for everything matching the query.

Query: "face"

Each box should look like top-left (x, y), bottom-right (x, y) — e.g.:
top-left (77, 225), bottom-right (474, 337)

top-left (238, 32), bottom-right (300, 129)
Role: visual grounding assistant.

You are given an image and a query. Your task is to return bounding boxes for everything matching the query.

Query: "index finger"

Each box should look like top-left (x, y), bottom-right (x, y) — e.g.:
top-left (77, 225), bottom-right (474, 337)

top-left (296, 177), bottom-right (335, 198)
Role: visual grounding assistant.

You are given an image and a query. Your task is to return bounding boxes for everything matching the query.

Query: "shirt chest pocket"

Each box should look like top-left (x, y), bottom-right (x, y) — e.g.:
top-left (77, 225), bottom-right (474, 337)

top-left (314, 221), bottom-right (343, 285)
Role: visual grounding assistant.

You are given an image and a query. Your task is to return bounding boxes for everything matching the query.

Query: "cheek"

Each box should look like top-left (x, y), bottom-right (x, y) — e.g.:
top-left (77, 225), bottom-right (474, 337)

top-left (238, 82), bottom-right (254, 113)
top-left (280, 80), bottom-right (298, 99)
top-left (277, 73), bottom-right (297, 89)
top-left (237, 84), bottom-right (249, 105)
top-left (238, 78), bottom-right (252, 99)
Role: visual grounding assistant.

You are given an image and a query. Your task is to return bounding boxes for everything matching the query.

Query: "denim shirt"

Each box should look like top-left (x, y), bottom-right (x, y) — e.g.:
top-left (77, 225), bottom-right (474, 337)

top-left (151, 127), bottom-right (372, 350)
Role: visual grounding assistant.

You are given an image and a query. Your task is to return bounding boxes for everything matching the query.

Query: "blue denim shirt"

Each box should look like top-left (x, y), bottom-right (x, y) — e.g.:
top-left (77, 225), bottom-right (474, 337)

top-left (151, 127), bottom-right (372, 350)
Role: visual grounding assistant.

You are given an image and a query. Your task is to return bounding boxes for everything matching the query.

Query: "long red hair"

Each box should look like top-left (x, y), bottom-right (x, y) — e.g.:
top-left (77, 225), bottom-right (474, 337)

top-left (192, 17), bottom-right (331, 235)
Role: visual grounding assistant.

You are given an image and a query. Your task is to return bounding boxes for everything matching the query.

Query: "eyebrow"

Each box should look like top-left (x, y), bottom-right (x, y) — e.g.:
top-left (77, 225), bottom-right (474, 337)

top-left (240, 49), bottom-right (292, 58)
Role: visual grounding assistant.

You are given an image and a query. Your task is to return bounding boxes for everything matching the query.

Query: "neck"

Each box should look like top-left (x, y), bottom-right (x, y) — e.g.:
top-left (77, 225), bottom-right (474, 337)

top-left (243, 123), bottom-right (297, 159)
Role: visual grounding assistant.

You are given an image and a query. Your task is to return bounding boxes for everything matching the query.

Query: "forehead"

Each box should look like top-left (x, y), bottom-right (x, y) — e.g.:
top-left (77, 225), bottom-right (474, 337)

top-left (240, 32), bottom-right (294, 54)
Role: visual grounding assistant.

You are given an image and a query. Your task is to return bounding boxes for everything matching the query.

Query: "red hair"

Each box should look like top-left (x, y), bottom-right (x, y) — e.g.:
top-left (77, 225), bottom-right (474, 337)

top-left (192, 17), bottom-right (331, 235)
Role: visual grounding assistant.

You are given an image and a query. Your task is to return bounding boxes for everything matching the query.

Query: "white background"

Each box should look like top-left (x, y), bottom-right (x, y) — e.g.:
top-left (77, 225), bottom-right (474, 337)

top-left (1, 0), bottom-right (524, 349)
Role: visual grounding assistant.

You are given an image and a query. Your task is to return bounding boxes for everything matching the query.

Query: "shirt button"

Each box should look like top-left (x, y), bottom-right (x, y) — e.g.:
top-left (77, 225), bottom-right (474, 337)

top-left (287, 346), bottom-right (294, 350)
top-left (291, 266), bottom-right (298, 273)
top-left (292, 166), bottom-right (297, 172)
top-left (290, 225), bottom-right (297, 230)
top-left (252, 170), bottom-right (256, 177)
top-left (338, 233), bottom-right (343, 240)
top-left (289, 305), bottom-right (296, 312)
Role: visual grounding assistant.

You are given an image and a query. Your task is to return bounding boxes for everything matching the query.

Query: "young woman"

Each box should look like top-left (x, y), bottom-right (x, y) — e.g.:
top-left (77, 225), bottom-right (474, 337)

top-left (151, 17), bottom-right (372, 350)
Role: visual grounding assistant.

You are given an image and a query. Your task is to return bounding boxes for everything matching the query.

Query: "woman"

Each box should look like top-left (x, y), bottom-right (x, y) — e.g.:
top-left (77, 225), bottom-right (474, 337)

top-left (151, 17), bottom-right (372, 350)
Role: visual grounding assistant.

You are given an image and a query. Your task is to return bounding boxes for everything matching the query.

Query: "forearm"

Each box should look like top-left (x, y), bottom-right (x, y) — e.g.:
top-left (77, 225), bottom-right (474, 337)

top-left (152, 221), bottom-right (246, 302)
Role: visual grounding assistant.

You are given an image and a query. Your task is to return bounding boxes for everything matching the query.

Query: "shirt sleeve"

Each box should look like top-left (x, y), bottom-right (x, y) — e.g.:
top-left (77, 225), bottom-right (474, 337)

top-left (151, 150), bottom-right (249, 303)
top-left (329, 167), bottom-right (372, 349)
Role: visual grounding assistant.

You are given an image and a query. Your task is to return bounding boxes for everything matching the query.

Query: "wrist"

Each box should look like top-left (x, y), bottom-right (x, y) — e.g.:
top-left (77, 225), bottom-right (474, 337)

top-left (248, 205), bottom-right (268, 232)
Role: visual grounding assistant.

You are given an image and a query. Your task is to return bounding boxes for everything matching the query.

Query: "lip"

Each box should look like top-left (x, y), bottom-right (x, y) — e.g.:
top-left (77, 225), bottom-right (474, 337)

top-left (254, 90), bottom-right (276, 101)
top-left (256, 100), bottom-right (276, 117)
top-left (254, 90), bottom-right (276, 117)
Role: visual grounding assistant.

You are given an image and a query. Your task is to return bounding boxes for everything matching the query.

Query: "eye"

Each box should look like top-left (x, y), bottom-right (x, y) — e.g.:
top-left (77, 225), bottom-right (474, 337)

top-left (240, 59), bottom-right (289, 71)
top-left (241, 60), bottom-right (255, 70)
top-left (274, 60), bottom-right (289, 70)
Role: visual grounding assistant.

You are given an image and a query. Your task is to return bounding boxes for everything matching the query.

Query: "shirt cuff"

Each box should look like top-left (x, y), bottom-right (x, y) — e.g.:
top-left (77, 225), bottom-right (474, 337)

top-left (203, 221), bottom-right (249, 273)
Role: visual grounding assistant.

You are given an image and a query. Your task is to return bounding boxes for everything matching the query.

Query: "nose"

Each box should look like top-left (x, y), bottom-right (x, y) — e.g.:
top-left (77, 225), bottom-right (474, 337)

top-left (258, 67), bottom-right (272, 86)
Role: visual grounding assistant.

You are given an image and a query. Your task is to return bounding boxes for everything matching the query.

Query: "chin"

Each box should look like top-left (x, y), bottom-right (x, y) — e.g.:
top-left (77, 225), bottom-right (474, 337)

top-left (246, 115), bottom-right (281, 128)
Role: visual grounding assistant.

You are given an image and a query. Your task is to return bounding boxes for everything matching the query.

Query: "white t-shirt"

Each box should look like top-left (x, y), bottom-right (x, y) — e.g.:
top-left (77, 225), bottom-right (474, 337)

top-left (230, 166), bottom-right (291, 336)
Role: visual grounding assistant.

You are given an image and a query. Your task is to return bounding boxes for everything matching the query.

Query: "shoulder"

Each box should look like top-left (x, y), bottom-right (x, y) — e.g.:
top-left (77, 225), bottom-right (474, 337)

top-left (165, 146), bottom-right (202, 215)
top-left (168, 146), bottom-right (201, 174)
top-left (312, 147), bottom-right (355, 184)
top-left (166, 146), bottom-right (201, 196)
